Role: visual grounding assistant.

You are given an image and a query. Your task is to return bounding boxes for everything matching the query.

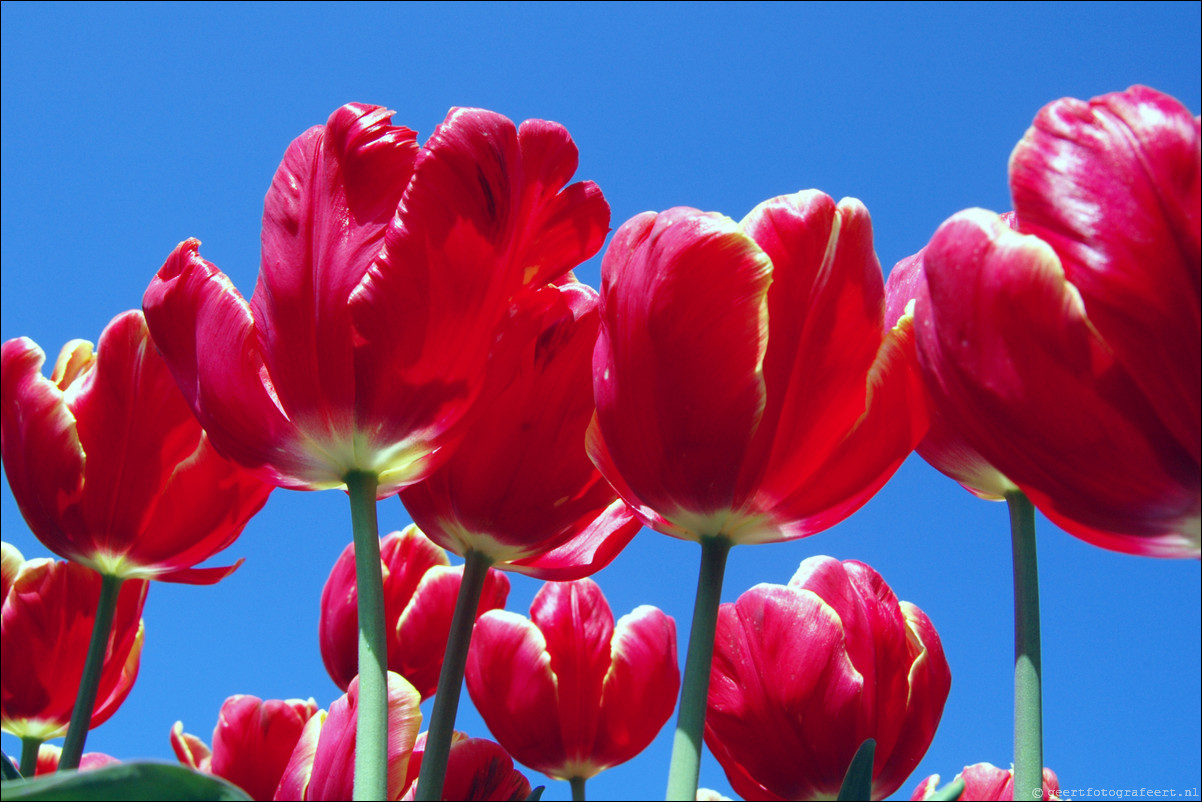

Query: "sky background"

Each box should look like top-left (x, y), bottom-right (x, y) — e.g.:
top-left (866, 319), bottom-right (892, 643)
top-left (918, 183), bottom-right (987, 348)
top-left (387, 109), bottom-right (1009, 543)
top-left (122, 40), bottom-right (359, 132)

top-left (2, 2), bottom-right (1199, 800)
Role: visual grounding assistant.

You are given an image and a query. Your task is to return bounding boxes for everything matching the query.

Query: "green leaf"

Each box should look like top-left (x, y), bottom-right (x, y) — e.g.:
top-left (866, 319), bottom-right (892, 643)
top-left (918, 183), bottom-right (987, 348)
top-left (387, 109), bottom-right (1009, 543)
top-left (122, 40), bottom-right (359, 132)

top-left (525, 785), bottom-right (545, 801)
top-left (836, 738), bottom-right (876, 801)
top-left (0, 761), bottom-right (252, 801)
top-left (928, 775), bottom-right (967, 801)
top-left (1, 749), bottom-right (21, 782)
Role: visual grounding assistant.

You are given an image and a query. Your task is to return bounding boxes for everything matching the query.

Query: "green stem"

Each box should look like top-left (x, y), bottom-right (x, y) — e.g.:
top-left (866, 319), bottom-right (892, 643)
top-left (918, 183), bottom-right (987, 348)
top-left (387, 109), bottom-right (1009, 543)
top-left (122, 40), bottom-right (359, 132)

top-left (414, 548), bottom-right (492, 801)
top-left (570, 776), bottom-right (586, 802)
top-left (346, 471), bottom-right (387, 802)
top-left (19, 737), bottom-right (43, 778)
top-left (1007, 491), bottom-right (1043, 801)
top-left (665, 536), bottom-right (731, 801)
top-left (59, 572), bottom-right (122, 771)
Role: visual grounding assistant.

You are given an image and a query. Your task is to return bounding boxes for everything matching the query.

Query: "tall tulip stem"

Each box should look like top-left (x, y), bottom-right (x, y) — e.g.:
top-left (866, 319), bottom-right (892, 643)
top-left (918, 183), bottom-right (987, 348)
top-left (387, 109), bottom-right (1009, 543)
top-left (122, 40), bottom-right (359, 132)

top-left (666, 535), bottom-right (731, 801)
top-left (570, 776), bottom-right (587, 802)
top-left (19, 737), bottom-right (43, 778)
top-left (1007, 491), bottom-right (1043, 801)
top-left (59, 572), bottom-right (122, 771)
top-left (414, 548), bottom-right (492, 801)
top-left (346, 470), bottom-right (387, 802)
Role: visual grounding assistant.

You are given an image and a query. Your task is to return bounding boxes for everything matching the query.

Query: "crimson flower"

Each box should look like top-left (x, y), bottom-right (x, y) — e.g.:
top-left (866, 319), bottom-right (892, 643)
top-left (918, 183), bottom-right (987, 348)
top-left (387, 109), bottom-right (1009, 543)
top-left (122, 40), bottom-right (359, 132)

top-left (706, 556), bottom-right (951, 801)
top-left (399, 732), bottom-right (532, 801)
top-left (1, 542), bottom-right (147, 740)
top-left (911, 762), bottom-right (1061, 801)
top-left (1, 311), bottom-right (272, 583)
top-left (33, 745), bottom-right (119, 775)
top-left (894, 86), bottom-right (1200, 557)
top-left (275, 673), bottom-right (423, 801)
top-left (144, 104), bottom-right (608, 497)
top-left (319, 526), bottom-right (509, 698)
top-left (587, 190), bottom-right (928, 544)
top-left (171, 695), bottom-right (319, 801)
top-left (400, 281), bottom-right (640, 578)
top-left (464, 578), bottom-right (679, 783)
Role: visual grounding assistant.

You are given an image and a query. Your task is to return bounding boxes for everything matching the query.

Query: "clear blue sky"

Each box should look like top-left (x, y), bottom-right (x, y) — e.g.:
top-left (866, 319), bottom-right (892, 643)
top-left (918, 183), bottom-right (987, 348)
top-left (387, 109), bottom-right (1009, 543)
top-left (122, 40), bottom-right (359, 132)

top-left (3, 3), bottom-right (1199, 800)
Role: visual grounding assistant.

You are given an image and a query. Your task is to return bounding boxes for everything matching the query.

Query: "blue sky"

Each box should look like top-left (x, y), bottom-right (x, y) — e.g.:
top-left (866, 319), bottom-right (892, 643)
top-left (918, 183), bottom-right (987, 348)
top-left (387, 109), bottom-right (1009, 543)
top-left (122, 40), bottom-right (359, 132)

top-left (2, 2), bottom-right (1199, 800)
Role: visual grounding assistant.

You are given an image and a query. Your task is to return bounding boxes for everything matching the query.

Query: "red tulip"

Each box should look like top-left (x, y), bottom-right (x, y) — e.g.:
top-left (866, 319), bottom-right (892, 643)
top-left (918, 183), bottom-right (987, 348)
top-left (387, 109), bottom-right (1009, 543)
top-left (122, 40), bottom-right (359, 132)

top-left (33, 744), bottom-right (119, 775)
top-left (171, 695), bottom-right (319, 801)
top-left (911, 762), bottom-right (1061, 801)
top-left (464, 578), bottom-right (679, 782)
top-left (400, 281), bottom-right (640, 578)
top-left (897, 86), bottom-right (1200, 557)
top-left (319, 526), bottom-right (509, 698)
top-left (1, 543), bottom-right (147, 741)
top-left (275, 674), bottom-right (422, 801)
top-left (144, 104), bottom-right (609, 498)
top-left (400, 732), bottom-right (532, 801)
top-left (1, 310), bottom-right (272, 584)
top-left (706, 556), bottom-right (951, 801)
top-left (588, 190), bottom-right (928, 544)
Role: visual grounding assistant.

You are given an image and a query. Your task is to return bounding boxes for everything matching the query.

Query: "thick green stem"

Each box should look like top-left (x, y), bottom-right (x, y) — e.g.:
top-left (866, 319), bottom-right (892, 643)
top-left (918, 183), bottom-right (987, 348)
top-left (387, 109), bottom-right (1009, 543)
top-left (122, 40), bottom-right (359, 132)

top-left (346, 471), bottom-right (387, 802)
top-left (414, 548), bottom-right (492, 801)
top-left (19, 737), bottom-right (43, 778)
top-left (570, 776), bottom-right (586, 802)
top-left (59, 572), bottom-right (122, 771)
top-left (1007, 491), bottom-right (1043, 801)
top-left (665, 536), bottom-right (731, 801)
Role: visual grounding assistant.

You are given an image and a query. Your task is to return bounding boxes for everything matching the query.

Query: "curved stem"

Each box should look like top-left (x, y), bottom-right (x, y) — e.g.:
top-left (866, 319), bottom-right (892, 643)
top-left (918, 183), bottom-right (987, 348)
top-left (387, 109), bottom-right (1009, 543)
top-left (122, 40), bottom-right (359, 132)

top-left (414, 548), bottom-right (492, 801)
top-left (1007, 491), bottom-right (1043, 801)
top-left (346, 471), bottom-right (387, 802)
top-left (19, 736), bottom-right (43, 778)
top-left (59, 572), bottom-right (122, 771)
top-left (665, 536), bottom-right (731, 801)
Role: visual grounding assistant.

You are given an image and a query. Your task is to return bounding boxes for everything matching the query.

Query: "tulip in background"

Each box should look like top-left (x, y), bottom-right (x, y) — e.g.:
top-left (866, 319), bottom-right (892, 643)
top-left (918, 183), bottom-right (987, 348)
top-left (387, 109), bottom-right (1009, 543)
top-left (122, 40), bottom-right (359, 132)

top-left (1, 543), bottom-right (147, 777)
top-left (171, 695), bottom-right (319, 801)
top-left (399, 732), bottom-right (532, 802)
top-left (465, 578), bottom-right (679, 798)
top-left (587, 190), bottom-right (929, 798)
top-left (32, 745), bottom-right (119, 776)
top-left (911, 762), bottom-right (1061, 801)
top-left (319, 526), bottom-right (510, 698)
top-left (893, 85), bottom-right (1200, 557)
top-left (706, 556), bottom-right (951, 802)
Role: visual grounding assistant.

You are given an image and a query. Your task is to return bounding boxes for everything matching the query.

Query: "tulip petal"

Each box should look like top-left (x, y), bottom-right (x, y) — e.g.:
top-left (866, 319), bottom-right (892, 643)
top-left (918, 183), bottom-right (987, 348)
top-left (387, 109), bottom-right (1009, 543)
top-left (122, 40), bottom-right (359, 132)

top-left (170, 722), bottom-right (212, 772)
top-left (501, 498), bottom-right (642, 581)
top-left (1011, 86), bottom-right (1201, 462)
top-left (592, 208), bottom-right (771, 536)
top-left (209, 696), bottom-right (319, 802)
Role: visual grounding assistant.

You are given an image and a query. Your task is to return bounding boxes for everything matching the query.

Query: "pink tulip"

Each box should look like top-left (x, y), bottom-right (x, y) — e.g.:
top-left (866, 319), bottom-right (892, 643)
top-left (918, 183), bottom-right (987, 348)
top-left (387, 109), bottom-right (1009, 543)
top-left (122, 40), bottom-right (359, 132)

top-left (895, 86), bottom-right (1200, 557)
top-left (2, 543), bottom-right (147, 740)
top-left (465, 578), bottom-right (679, 782)
top-left (911, 762), bottom-right (1061, 801)
top-left (400, 732), bottom-right (532, 801)
top-left (588, 190), bottom-right (928, 544)
top-left (33, 744), bottom-right (119, 775)
top-left (706, 556), bottom-right (950, 801)
top-left (1, 311), bottom-right (272, 584)
top-left (171, 695), bottom-right (319, 801)
top-left (400, 281), bottom-right (640, 578)
top-left (319, 526), bottom-right (509, 698)
top-left (144, 104), bottom-right (608, 498)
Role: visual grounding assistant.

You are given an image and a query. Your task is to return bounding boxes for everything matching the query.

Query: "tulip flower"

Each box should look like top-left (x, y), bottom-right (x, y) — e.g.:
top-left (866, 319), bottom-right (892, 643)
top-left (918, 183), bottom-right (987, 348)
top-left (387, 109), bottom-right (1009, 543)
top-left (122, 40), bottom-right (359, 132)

top-left (399, 732), bottom-right (532, 801)
top-left (1, 543), bottom-right (146, 775)
top-left (706, 556), bottom-right (951, 802)
top-left (33, 745), bottom-right (119, 775)
top-left (275, 673), bottom-right (423, 801)
top-left (171, 695), bottom-right (319, 801)
top-left (911, 763), bottom-right (1061, 801)
top-left (399, 280), bottom-right (641, 799)
top-left (319, 526), bottom-right (510, 698)
top-left (1, 310), bottom-right (272, 584)
top-left (464, 578), bottom-right (679, 794)
top-left (587, 190), bottom-right (928, 799)
top-left (143, 104), bottom-right (608, 498)
top-left (895, 86), bottom-right (1199, 557)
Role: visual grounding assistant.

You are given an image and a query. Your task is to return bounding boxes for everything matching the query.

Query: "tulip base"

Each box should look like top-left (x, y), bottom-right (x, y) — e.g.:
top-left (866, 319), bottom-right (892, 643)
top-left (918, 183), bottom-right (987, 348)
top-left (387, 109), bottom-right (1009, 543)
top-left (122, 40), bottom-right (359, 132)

top-left (346, 471), bottom-right (388, 802)
top-left (666, 536), bottom-right (731, 801)
top-left (59, 572), bottom-right (122, 771)
top-left (414, 548), bottom-right (492, 801)
top-left (570, 775), bottom-right (586, 802)
top-left (1007, 491), bottom-right (1043, 801)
